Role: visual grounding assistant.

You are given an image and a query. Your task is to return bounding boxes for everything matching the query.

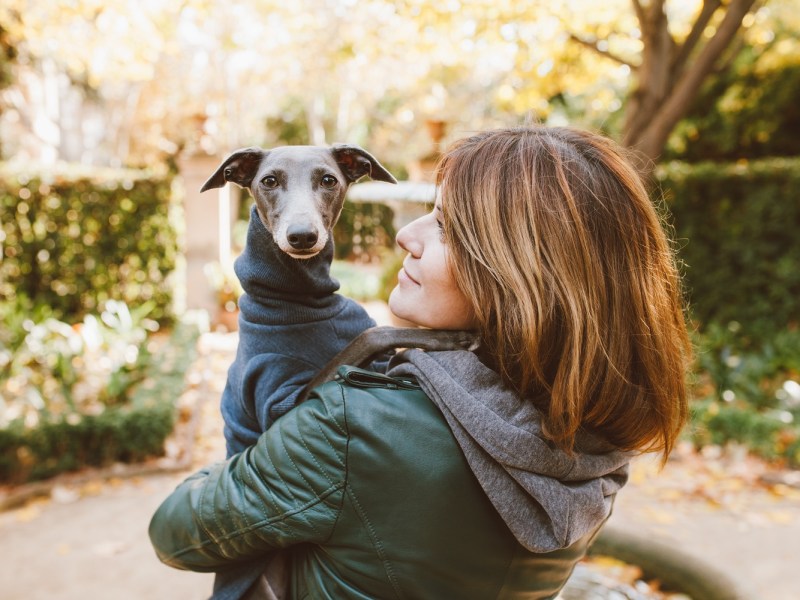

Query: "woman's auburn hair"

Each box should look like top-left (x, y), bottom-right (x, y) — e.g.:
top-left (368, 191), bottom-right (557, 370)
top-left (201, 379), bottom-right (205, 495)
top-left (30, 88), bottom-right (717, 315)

top-left (437, 126), bottom-right (691, 459)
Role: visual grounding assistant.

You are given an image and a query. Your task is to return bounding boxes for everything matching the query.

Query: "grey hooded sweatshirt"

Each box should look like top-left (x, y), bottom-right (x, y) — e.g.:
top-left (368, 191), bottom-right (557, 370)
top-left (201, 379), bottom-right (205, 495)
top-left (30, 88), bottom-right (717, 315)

top-left (388, 348), bottom-right (632, 553)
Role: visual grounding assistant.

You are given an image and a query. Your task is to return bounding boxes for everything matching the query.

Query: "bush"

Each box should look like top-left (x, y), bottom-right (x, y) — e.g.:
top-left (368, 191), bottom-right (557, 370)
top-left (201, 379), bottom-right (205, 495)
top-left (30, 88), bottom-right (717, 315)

top-left (0, 163), bottom-right (177, 322)
top-left (0, 305), bottom-right (199, 484)
top-left (0, 401), bottom-right (177, 483)
top-left (687, 324), bottom-right (800, 466)
top-left (689, 400), bottom-right (800, 466)
top-left (334, 201), bottom-right (396, 261)
top-left (666, 56), bottom-right (800, 162)
top-left (658, 157), bottom-right (800, 340)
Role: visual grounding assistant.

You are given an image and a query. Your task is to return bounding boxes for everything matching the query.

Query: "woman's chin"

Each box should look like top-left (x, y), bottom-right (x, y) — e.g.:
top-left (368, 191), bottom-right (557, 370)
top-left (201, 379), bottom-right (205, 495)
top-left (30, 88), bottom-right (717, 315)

top-left (387, 291), bottom-right (421, 328)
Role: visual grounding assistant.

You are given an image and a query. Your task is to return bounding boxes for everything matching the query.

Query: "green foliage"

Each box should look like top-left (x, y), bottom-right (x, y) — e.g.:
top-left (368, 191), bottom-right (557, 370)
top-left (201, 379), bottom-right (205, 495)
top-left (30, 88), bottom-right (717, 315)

top-left (266, 103), bottom-right (311, 146)
top-left (693, 323), bottom-right (800, 407)
top-left (688, 325), bottom-right (800, 466)
top-left (0, 300), bottom-right (160, 425)
top-left (334, 201), bottom-right (396, 261)
top-left (658, 157), bottom-right (800, 340)
top-left (330, 260), bottom-right (384, 302)
top-left (667, 54), bottom-right (800, 162)
top-left (689, 400), bottom-right (800, 466)
top-left (0, 23), bottom-right (16, 91)
top-left (377, 250), bottom-right (404, 303)
top-left (0, 401), bottom-right (176, 484)
top-left (0, 315), bottom-right (199, 484)
top-left (0, 164), bottom-right (177, 322)
top-left (204, 261), bottom-right (243, 313)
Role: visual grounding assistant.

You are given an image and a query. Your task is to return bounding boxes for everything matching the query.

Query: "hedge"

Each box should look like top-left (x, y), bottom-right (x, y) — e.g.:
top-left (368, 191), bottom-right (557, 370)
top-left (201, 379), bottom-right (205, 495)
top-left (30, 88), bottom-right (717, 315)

top-left (0, 163), bottom-right (177, 322)
top-left (658, 157), bottom-right (800, 339)
top-left (0, 321), bottom-right (199, 484)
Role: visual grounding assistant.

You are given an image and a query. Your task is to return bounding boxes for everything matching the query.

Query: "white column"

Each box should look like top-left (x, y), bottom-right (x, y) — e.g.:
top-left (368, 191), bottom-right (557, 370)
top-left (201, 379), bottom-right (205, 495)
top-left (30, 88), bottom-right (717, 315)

top-left (177, 154), bottom-right (227, 316)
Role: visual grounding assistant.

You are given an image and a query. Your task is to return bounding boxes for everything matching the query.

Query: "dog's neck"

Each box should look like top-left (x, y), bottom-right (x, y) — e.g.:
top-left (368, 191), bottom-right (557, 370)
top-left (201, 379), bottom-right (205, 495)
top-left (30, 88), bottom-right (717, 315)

top-left (234, 205), bottom-right (340, 304)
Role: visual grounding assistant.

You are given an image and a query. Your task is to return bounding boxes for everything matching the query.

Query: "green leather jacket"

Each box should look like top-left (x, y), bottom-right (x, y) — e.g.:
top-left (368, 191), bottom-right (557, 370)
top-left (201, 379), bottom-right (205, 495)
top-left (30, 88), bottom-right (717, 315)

top-left (149, 367), bottom-right (603, 599)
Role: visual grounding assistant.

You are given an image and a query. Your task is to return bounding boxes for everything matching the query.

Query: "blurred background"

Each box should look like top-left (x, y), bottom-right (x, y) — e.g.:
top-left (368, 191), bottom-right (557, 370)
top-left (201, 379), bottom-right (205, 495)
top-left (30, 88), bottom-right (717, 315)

top-left (0, 1), bottom-right (799, 598)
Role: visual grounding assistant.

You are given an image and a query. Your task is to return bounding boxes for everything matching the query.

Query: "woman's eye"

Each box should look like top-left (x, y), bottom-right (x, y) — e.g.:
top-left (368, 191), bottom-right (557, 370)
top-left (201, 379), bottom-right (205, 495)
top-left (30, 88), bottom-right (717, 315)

top-left (261, 175), bottom-right (279, 188)
top-left (436, 219), bottom-right (446, 241)
top-left (321, 175), bottom-right (338, 189)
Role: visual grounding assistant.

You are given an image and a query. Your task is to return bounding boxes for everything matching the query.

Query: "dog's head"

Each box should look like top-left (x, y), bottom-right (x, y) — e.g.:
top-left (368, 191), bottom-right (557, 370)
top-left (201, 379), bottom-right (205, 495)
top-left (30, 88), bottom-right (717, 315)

top-left (201, 144), bottom-right (396, 259)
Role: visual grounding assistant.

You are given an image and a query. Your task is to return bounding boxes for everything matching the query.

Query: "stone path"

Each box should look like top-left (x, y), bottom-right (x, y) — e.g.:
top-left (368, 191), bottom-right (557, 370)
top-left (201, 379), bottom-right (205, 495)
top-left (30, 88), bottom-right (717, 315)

top-left (0, 322), bottom-right (798, 599)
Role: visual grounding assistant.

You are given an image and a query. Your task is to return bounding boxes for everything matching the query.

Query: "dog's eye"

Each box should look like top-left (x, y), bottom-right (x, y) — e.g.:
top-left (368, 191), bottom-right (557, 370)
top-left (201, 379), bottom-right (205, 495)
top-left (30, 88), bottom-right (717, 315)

top-left (320, 175), bottom-right (338, 189)
top-left (261, 175), bottom-right (279, 189)
top-left (262, 175), bottom-right (279, 188)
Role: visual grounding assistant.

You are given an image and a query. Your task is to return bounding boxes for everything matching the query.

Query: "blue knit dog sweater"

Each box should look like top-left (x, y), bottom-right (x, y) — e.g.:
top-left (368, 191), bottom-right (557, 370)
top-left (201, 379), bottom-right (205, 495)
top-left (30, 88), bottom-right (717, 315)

top-left (221, 204), bottom-right (375, 456)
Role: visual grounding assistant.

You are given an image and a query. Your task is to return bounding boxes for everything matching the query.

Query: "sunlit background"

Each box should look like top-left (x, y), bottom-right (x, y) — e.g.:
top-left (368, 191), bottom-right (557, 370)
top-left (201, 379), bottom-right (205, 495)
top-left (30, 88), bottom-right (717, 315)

top-left (1, 2), bottom-right (800, 598)
top-left (1, 0), bottom-right (796, 168)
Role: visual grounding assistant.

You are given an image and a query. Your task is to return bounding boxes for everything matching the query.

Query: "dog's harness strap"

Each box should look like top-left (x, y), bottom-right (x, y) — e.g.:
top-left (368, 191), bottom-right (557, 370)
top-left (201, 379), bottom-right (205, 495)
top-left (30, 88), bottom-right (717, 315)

top-left (298, 326), bottom-right (478, 403)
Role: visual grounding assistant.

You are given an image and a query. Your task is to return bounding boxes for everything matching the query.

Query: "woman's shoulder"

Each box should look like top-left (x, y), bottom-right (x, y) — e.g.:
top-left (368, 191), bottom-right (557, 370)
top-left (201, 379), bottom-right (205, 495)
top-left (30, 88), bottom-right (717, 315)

top-left (307, 365), bottom-right (450, 443)
top-left (309, 366), bottom-right (433, 417)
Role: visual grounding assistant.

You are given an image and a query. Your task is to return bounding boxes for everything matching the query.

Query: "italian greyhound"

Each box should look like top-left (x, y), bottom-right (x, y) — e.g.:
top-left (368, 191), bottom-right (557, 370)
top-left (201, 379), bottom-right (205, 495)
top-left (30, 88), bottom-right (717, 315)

top-left (199, 143), bottom-right (397, 599)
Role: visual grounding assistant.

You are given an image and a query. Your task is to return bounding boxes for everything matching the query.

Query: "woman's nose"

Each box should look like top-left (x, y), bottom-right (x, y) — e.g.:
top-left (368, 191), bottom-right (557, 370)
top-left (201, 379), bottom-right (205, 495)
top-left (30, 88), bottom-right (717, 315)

top-left (396, 217), bottom-right (423, 257)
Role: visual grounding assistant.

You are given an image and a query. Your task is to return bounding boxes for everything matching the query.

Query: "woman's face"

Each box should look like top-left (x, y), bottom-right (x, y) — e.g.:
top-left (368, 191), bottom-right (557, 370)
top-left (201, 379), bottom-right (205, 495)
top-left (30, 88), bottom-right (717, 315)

top-left (388, 202), bottom-right (477, 330)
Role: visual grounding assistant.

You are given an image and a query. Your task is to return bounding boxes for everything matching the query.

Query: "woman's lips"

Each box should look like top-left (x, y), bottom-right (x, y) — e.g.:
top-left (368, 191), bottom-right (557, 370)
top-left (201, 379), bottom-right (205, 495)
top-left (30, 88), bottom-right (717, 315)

top-left (398, 267), bottom-right (420, 286)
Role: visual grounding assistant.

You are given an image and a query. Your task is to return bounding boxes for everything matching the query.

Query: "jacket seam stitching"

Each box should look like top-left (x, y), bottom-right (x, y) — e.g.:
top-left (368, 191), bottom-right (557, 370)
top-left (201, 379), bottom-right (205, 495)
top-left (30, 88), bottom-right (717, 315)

top-left (344, 433), bottom-right (404, 600)
top-left (165, 482), bottom-right (346, 561)
top-left (323, 382), bottom-right (349, 545)
top-left (245, 449), bottom-right (278, 518)
top-left (276, 425), bottom-right (326, 540)
top-left (346, 487), bottom-right (403, 599)
top-left (303, 396), bottom-right (346, 470)
top-left (198, 463), bottom-right (223, 545)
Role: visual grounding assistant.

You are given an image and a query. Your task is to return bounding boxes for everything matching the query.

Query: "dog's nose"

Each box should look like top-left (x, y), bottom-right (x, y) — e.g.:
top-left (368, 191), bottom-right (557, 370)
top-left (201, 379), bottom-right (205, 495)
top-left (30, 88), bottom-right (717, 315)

top-left (287, 224), bottom-right (319, 250)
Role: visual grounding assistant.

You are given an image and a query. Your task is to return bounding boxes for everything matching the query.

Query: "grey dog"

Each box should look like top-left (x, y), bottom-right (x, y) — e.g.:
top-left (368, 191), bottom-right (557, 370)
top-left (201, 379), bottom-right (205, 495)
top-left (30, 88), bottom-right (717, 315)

top-left (200, 144), bottom-right (396, 598)
top-left (200, 142), bottom-right (398, 450)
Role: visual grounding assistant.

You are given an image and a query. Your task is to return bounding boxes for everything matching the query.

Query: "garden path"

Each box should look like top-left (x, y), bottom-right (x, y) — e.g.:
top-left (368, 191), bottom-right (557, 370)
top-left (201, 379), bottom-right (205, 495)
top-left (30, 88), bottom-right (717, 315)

top-left (0, 308), bottom-right (798, 599)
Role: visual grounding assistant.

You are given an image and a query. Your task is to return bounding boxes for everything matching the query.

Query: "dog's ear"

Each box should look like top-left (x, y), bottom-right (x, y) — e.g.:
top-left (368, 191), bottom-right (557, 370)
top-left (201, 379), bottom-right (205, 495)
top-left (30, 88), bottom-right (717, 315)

top-left (200, 148), bottom-right (266, 192)
top-left (331, 144), bottom-right (397, 185)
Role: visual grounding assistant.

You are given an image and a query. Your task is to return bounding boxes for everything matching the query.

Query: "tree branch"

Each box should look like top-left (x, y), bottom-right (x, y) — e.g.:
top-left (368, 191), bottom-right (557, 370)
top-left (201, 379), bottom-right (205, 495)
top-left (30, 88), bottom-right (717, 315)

top-left (568, 33), bottom-right (637, 68)
top-left (633, 0), bottom-right (758, 161)
top-left (631, 0), bottom-right (646, 28)
top-left (671, 0), bottom-right (722, 77)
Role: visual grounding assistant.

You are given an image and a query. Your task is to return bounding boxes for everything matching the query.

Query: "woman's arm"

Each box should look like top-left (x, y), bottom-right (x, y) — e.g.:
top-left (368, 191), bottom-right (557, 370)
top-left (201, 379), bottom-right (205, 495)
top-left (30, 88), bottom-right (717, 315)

top-left (149, 383), bottom-right (349, 571)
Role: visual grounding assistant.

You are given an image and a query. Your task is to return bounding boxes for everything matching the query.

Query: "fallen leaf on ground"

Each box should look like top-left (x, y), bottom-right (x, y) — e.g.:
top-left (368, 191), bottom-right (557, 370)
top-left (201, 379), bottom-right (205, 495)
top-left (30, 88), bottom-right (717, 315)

top-left (56, 543), bottom-right (71, 556)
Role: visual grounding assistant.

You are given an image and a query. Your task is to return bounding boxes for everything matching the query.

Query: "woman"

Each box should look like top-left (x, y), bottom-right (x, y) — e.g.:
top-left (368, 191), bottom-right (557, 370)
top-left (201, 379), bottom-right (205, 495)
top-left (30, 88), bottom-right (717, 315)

top-left (149, 126), bottom-right (690, 599)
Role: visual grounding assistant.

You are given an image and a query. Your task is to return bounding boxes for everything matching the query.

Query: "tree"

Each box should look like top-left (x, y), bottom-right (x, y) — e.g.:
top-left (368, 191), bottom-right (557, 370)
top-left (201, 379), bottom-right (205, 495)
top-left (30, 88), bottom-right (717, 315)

top-left (395, 0), bottom-right (769, 167)
top-left (556, 0), bottom-right (770, 165)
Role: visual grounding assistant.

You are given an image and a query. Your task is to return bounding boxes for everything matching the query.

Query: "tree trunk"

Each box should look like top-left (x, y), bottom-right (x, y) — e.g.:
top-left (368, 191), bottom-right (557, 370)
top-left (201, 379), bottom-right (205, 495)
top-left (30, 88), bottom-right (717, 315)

top-left (622, 0), bottom-right (758, 170)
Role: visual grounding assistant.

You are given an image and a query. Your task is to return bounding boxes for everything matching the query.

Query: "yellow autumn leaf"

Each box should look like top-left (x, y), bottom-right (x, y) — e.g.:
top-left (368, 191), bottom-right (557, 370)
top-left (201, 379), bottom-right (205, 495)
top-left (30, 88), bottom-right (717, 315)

top-left (14, 504), bottom-right (41, 522)
top-left (766, 511), bottom-right (795, 524)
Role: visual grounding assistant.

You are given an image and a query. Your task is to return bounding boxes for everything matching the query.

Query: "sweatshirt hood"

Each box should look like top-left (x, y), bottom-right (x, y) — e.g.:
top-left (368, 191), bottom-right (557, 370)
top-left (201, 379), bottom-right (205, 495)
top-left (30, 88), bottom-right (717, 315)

top-left (388, 349), bottom-right (631, 553)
